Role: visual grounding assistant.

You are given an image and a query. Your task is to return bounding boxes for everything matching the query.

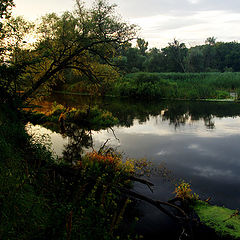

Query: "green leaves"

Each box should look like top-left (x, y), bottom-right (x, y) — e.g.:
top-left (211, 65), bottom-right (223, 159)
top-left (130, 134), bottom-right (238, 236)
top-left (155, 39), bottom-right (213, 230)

top-left (0, 0), bottom-right (14, 19)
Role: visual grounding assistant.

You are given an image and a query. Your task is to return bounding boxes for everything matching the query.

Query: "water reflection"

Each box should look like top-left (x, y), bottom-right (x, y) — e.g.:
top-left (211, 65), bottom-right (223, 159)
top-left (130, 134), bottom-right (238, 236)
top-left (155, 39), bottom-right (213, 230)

top-left (30, 95), bottom-right (240, 239)
top-left (44, 94), bottom-right (240, 129)
top-left (31, 96), bottom-right (240, 203)
top-left (61, 124), bottom-right (93, 163)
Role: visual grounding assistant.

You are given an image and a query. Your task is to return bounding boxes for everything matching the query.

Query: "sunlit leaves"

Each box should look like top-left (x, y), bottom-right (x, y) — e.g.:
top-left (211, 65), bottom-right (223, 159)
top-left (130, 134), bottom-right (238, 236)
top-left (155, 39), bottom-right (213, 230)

top-left (0, 0), bottom-right (14, 19)
top-left (18, 0), bottom-right (137, 100)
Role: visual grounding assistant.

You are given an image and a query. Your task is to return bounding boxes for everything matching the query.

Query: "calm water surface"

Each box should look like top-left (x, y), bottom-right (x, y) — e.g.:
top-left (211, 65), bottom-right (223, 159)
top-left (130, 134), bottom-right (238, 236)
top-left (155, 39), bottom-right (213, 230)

top-left (28, 95), bottom-right (240, 239)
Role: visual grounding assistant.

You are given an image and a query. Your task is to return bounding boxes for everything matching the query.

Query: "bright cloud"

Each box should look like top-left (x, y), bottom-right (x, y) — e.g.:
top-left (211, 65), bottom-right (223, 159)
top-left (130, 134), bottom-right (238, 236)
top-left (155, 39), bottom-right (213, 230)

top-left (12, 0), bottom-right (240, 48)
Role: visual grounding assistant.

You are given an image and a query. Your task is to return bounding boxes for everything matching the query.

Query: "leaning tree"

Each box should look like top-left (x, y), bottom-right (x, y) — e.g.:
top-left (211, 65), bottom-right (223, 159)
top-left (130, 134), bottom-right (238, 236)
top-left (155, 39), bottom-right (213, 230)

top-left (16, 0), bottom-right (137, 101)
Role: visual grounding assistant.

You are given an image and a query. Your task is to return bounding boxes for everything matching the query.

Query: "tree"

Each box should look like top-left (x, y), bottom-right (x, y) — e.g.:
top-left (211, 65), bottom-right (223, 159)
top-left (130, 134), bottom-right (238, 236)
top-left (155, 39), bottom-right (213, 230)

top-left (0, 0), bottom-right (14, 19)
top-left (186, 47), bottom-right (204, 72)
top-left (144, 48), bottom-right (164, 72)
top-left (0, 0), bottom-right (15, 53)
top-left (137, 38), bottom-right (148, 56)
top-left (0, 16), bottom-right (34, 104)
top-left (0, 0), bottom-right (14, 41)
top-left (162, 39), bottom-right (188, 72)
top-left (205, 36), bottom-right (216, 46)
top-left (124, 47), bottom-right (146, 72)
top-left (0, 1), bottom-right (35, 105)
top-left (19, 0), bottom-right (136, 101)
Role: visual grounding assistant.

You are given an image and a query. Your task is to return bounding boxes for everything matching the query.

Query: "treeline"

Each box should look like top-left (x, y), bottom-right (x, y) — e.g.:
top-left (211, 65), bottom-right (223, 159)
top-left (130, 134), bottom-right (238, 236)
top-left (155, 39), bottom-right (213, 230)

top-left (114, 37), bottom-right (240, 73)
top-left (58, 37), bottom-right (240, 100)
top-left (2, 0), bottom-right (240, 101)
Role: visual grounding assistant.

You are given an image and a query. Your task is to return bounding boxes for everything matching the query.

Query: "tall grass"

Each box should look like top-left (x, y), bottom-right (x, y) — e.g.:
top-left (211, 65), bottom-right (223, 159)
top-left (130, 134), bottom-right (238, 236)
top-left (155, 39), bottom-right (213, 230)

top-left (114, 72), bottom-right (240, 99)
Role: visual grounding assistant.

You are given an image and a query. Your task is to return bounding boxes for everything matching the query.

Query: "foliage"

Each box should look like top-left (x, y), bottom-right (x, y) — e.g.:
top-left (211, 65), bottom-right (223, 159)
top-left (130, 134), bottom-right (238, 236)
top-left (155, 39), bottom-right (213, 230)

top-left (193, 201), bottom-right (240, 239)
top-left (0, 105), bottom-right (141, 239)
top-left (49, 103), bottom-right (119, 130)
top-left (84, 150), bottom-right (134, 177)
top-left (62, 149), bottom-right (138, 240)
top-left (11, 0), bottom-right (137, 101)
top-left (0, 0), bottom-right (14, 20)
top-left (114, 72), bottom-right (240, 100)
top-left (24, 102), bottom-right (119, 131)
top-left (0, 16), bottom-right (34, 104)
top-left (174, 181), bottom-right (199, 201)
top-left (0, 105), bottom-right (53, 239)
top-left (98, 36), bottom-right (240, 74)
top-left (62, 64), bottom-right (120, 96)
top-left (137, 38), bottom-right (148, 56)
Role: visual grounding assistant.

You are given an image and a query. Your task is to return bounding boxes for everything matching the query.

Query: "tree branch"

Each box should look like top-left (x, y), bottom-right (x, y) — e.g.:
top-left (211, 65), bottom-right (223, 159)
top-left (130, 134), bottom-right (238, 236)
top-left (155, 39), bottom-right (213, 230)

top-left (122, 188), bottom-right (188, 222)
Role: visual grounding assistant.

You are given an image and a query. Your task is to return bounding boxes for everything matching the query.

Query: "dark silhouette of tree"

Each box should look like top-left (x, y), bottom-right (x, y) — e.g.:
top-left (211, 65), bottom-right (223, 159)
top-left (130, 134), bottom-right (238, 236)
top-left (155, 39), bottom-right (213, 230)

top-left (0, 0), bottom-right (14, 19)
top-left (19, 0), bottom-right (137, 101)
top-left (162, 39), bottom-right (187, 72)
top-left (205, 36), bottom-right (217, 46)
top-left (137, 38), bottom-right (148, 56)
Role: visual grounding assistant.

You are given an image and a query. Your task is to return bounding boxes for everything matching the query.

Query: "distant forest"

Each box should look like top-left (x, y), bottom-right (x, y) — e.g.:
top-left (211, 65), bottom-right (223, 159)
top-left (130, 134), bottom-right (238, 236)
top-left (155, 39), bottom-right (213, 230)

top-left (2, 1), bottom-right (240, 101)
top-left (114, 37), bottom-right (240, 73)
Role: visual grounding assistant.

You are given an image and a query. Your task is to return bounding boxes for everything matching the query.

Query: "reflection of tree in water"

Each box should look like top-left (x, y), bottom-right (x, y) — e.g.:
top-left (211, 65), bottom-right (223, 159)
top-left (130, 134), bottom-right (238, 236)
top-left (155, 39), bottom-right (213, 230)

top-left (164, 112), bottom-right (190, 128)
top-left (161, 104), bottom-right (191, 128)
top-left (48, 94), bottom-right (240, 130)
top-left (100, 99), bottom-right (240, 130)
top-left (62, 123), bottom-right (93, 163)
top-left (203, 115), bottom-right (215, 129)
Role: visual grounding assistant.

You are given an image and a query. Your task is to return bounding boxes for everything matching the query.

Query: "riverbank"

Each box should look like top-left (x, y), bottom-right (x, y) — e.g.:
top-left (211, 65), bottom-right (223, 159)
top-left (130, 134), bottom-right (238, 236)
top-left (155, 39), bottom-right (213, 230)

top-left (55, 71), bottom-right (240, 102)
top-left (192, 201), bottom-right (240, 239)
top-left (53, 90), bottom-right (238, 103)
top-left (2, 99), bottom-right (240, 239)
top-left (56, 72), bottom-right (240, 101)
top-left (0, 104), bottom-right (141, 240)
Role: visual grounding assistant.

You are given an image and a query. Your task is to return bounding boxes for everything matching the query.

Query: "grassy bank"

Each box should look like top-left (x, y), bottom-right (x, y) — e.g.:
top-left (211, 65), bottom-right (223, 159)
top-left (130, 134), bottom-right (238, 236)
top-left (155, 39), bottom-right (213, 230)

top-left (0, 105), bottom-right (139, 240)
top-left (192, 201), bottom-right (240, 239)
top-left (114, 72), bottom-right (240, 100)
top-left (61, 72), bottom-right (240, 101)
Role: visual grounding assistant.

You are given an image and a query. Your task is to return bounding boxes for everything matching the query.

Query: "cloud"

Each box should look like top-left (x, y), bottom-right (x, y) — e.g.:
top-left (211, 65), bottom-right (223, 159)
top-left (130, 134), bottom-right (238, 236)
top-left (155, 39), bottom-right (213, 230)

top-left (131, 9), bottom-right (240, 47)
top-left (13, 0), bottom-right (75, 20)
top-left (12, 0), bottom-right (240, 47)
top-left (188, 0), bottom-right (201, 4)
top-left (111, 0), bottom-right (240, 18)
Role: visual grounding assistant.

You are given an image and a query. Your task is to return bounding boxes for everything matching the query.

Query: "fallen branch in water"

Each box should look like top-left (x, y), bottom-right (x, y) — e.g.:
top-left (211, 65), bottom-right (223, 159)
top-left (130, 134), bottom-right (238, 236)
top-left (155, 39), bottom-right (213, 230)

top-left (168, 197), bottom-right (182, 204)
top-left (121, 188), bottom-right (188, 222)
top-left (109, 127), bottom-right (120, 142)
top-left (128, 176), bottom-right (154, 192)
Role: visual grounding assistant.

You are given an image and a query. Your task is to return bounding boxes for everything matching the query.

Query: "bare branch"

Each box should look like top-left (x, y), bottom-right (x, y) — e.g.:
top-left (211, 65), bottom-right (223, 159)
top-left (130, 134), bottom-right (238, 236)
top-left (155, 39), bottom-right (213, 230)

top-left (122, 188), bottom-right (188, 222)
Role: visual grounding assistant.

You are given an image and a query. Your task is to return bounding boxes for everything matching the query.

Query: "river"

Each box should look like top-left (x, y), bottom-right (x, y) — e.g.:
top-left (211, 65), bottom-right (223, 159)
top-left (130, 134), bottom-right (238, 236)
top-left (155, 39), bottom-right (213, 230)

top-left (27, 94), bottom-right (240, 239)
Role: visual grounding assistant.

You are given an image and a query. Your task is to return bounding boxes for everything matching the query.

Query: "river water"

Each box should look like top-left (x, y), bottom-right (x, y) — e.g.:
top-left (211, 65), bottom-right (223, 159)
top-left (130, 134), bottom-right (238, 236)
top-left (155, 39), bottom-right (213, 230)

top-left (27, 94), bottom-right (240, 239)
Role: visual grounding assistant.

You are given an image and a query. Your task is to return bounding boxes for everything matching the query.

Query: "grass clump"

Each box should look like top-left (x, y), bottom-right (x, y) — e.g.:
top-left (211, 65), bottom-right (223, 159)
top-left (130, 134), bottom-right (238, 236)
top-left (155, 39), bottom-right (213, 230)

top-left (26, 102), bottom-right (119, 131)
top-left (193, 201), bottom-right (240, 239)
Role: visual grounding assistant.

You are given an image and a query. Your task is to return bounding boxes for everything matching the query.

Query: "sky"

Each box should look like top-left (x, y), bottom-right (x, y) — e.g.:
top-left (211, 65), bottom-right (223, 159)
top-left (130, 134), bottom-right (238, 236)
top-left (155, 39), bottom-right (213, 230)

top-left (12, 0), bottom-right (240, 48)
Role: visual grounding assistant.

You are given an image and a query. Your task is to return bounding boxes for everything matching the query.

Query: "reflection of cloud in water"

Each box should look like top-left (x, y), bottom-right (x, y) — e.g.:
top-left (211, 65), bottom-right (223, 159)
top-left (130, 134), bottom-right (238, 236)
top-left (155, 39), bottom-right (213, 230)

top-left (193, 166), bottom-right (233, 178)
top-left (187, 143), bottom-right (218, 158)
top-left (188, 144), bottom-right (199, 150)
top-left (26, 124), bottom-right (68, 157)
top-left (120, 118), bottom-right (174, 136)
top-left (91, 129), bottom-right (121, 149)
top-left (91, 116), bottom-right (240, 160)
top-left (194, 117), bottom-right (240, 138)
top-left (125, 116), bottom-right (240, 139)
top-left (93, 116), bottom-right (240, 147)
top-left (156, 150), bottom-right (168, 156)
